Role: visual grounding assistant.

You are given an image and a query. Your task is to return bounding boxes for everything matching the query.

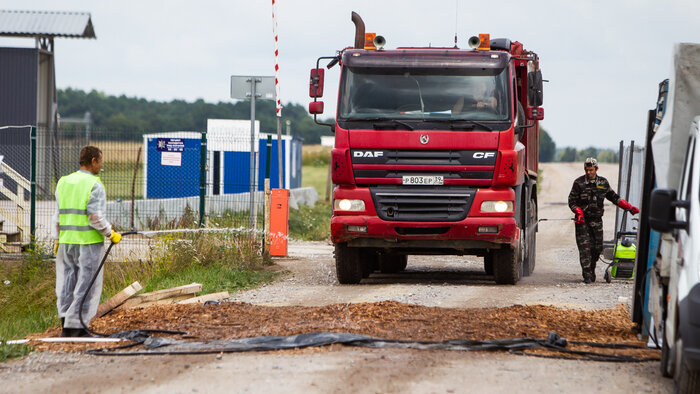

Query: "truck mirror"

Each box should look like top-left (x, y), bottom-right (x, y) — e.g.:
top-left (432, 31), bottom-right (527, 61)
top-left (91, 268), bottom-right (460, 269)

top-left (527, 71), bottom-right (543, 107)
top-left (649, 189), bottom-right (689, 232)
top-left (309, 68), bottom-right (325, 98)
top-left (526, 106), bottom-right (544, 121)
top-left (309, 101), bottom-right (324, 115)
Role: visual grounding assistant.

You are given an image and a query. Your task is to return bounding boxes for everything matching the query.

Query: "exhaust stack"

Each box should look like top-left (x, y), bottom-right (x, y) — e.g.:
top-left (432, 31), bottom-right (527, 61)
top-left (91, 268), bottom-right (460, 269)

top-left (351, 12), bottom-right (365, 49)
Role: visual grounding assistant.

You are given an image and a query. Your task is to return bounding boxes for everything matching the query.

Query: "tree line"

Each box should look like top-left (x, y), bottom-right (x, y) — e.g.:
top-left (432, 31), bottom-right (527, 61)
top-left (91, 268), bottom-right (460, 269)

top-left (57, 88), bottom-right (618, 163)
top-left (539, 128), bottom-right (618, 163)
top-left (57, 88), bottom-right (331, 143)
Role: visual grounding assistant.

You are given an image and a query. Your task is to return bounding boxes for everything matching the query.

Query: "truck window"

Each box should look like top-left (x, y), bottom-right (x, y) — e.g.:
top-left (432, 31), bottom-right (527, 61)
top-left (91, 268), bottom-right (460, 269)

top-left (338, 67), bottom-right (510, 123)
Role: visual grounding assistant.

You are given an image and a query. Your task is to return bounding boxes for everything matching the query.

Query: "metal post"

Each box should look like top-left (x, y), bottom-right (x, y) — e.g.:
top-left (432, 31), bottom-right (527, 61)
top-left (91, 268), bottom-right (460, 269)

top-left (30, 126), bottom-right (36, 241)
top-left (199, 132), bottom-right (207, 227)
top-left (277, 117), bottom-right (283, 188)
top-left (264, 135), bottom-right (272, 254)
top-left (249, 79), bottom-right (257, 229)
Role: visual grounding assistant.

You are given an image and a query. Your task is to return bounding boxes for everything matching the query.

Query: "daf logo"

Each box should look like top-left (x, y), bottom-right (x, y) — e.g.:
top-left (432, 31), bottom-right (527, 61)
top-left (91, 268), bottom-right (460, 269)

top-left (353, 150), bottom-right (384, 158)
top-left (419, 134), bottom-right (429, 144)
top-left (473, 152), bottom-right (496, 159)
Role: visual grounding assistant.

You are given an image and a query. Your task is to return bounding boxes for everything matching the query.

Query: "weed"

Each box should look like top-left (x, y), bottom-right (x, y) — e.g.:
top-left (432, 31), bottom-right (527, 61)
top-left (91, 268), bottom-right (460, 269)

top-left (289, 201), bottom-right (331, 241)
top-left (0, 342), bottom-right (33, 362)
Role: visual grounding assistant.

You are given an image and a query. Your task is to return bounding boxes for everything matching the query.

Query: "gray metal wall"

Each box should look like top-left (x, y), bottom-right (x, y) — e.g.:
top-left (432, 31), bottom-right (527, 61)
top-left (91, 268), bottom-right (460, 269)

top-left (0, 47), bottom-right (37, 181)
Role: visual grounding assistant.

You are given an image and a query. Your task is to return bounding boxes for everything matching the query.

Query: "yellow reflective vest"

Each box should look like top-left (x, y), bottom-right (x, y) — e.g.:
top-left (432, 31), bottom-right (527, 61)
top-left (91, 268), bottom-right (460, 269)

top-left (56, 170), bottom-right (105, 244)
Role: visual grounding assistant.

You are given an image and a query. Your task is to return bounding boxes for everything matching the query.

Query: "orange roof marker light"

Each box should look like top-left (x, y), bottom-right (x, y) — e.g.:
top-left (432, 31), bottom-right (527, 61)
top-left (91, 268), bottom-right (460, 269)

top-left (478, 33), bottom-right (490, 51)
top-left (364, 32), bottom-right (377, 49)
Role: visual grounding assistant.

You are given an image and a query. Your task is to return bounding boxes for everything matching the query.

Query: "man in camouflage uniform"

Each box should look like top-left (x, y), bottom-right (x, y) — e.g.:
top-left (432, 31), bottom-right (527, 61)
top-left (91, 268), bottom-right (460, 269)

top-left (568, 158), bottom-right (639, 283)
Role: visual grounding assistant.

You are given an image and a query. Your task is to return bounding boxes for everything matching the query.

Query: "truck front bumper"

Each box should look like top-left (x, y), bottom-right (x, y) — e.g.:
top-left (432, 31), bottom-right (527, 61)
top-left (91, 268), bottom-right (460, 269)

top-left (679, 282), bottom-right (700, 370)
top-left (331, 215), bottom-right (518, 251)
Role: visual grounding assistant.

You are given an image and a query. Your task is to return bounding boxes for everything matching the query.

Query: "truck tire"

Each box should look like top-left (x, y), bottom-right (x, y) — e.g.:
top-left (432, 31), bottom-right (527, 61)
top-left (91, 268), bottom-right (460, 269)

top-left (492, 244), bottom-right (522, 285)
top-left (335, 243), bottom-right (363, 284)
top-left (360, 248), bottom-right (379, 278)
top-left (484, 252), bottom-right (494, 276)
top-left (675, 339), bottom-right (700, 394)
top-left (523, 198), bottom-right (537, 276)
top-left (379, 254), bottom-right (408, 273)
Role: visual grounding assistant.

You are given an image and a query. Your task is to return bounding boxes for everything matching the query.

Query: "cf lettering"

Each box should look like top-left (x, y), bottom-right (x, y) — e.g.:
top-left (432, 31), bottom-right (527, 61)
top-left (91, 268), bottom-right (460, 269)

top-left (473, 152), bottom-right (495, 159)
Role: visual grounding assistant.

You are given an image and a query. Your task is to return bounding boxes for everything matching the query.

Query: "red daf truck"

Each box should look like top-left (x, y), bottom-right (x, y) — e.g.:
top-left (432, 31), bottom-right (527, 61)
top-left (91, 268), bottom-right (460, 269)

top-left (309, 13), bottom-right (544, 285)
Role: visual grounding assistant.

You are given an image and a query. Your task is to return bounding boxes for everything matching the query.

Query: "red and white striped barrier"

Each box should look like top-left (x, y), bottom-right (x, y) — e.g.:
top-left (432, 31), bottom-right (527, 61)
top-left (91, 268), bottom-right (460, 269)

top-left (272, 0), bottom-right (282, 117)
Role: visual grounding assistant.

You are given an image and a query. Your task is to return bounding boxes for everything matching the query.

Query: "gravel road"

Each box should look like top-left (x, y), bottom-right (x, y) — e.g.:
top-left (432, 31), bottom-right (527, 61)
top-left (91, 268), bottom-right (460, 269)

top-left (0, 163), bottom-right (673, 393)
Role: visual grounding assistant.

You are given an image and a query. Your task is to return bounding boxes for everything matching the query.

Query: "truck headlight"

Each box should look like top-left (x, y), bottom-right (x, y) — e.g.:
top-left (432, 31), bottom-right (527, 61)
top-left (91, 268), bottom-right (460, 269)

top-left (481, 200), bottom-right (513, 213)
top-left (334, 199), bottom-right (365, 211)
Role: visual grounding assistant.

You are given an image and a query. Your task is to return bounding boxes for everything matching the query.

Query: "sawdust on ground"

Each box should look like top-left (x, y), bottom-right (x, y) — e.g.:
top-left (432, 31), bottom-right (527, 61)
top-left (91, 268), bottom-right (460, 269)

top-left (26, 301), bottom-right (658, 360)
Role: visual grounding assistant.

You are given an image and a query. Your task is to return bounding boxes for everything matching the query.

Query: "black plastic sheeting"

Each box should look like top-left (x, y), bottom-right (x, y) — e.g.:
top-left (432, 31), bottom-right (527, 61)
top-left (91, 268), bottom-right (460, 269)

top-left (86, 331), bottom-right (659, 362)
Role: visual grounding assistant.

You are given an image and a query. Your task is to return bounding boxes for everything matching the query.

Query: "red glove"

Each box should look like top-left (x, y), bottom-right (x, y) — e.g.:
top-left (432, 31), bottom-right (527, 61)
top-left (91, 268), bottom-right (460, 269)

top-left (574, 207), bottom-right (585, 224)
top-left (618, 199), bottom-right (640, 215)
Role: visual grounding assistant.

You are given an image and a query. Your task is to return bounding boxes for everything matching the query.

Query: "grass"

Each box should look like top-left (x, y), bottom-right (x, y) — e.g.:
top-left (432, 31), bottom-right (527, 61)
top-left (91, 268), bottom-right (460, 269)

top-left (302, 165), bottom-right (331, 199)
top-left (296, 148), bottom-right (332, 241)
top-left (0, 233), bottom-right (277, 360)
top-left (289, 201), bottom-right (331, 241)
top-left (0, 342), bottom-right (33, 362)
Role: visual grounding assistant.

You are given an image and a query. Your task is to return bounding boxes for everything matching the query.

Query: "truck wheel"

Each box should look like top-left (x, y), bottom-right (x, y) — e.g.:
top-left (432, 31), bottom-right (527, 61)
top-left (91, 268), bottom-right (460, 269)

top-left (335, 243), bottom-right (363, 284)
top-left (484, 252), bottom-right (494, 275)
top-left (360, 248), bottom-right (379, 278)
top-left (492, 245), bottom-right (522, 285)
top-left (675, 339), bottom-right (700, 393)
top-left (379, 254), bottom-right (408, 273)
top-left (523, 198), bottom-right (537, 277)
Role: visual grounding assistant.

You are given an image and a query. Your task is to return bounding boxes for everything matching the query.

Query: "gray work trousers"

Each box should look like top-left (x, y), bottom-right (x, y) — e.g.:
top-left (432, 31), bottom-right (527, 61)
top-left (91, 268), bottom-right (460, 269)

top-left (55, 243), bottom-right (104, 329)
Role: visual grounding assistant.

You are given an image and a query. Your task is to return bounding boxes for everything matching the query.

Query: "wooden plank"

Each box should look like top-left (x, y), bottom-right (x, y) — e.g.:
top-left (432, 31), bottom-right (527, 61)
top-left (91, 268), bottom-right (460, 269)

top-left (116, 283), bottom-right (202, 309)
top-left (96, 281), bottom-right (142, 318)
top-left (177, 291), bottom-right (230, 305)
top-left (126, 294), bottom-right (193, 309)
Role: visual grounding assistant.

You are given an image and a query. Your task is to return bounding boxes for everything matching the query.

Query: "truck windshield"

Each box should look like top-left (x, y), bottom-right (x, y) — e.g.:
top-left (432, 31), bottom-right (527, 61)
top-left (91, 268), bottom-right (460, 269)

top-left (338, 67), bottom-right (510, 123)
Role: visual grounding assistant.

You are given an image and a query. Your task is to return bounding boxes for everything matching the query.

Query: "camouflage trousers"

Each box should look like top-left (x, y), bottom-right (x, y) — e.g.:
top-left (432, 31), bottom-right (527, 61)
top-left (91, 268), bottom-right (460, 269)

top-left (575, 218), bottom-right (604, 280)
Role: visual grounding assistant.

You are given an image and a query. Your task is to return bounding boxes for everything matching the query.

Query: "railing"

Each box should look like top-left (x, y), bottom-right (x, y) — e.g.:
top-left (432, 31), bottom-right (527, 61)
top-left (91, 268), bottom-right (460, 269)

top-left (0, 158), bottom-right (31, 244)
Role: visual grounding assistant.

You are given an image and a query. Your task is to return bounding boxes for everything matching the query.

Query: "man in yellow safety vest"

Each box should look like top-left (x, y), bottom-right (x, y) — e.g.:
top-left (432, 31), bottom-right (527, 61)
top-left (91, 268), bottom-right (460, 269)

top-left (53, 146), bottom-right (121, 337)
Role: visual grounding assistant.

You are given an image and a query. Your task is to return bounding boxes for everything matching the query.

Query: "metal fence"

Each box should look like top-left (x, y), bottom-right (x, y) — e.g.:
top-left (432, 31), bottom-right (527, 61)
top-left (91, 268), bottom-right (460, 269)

top-left (614, 140), bottom-right (645, 237)
top-left (0, 125), bottom-right (315, 261)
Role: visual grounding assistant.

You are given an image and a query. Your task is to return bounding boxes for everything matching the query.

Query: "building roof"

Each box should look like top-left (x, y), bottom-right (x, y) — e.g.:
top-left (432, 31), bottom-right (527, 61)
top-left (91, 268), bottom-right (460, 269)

top-left (0, 10), bottom-right (95, 39)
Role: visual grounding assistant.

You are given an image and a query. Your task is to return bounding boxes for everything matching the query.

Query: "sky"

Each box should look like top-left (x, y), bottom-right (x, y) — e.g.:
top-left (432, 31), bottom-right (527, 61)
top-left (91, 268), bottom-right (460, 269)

top-left (1, 0), bottom-right (699, 149)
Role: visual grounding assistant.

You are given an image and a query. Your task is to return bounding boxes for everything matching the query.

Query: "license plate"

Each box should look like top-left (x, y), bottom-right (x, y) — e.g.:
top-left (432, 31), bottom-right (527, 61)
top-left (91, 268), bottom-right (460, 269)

top-left (402, 175), bottom-right (444, 185)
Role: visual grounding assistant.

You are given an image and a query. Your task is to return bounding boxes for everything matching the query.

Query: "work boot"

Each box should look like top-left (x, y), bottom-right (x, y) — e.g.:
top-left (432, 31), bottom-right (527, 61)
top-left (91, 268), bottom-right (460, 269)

top-left (61, 327), bottom-right (92, 337)
top-left (61, 328), bottom-right (78, 337)
top-left (583, 277), bottom-right (592, 284)
top-left (73, 328), bottom-right (92, 338)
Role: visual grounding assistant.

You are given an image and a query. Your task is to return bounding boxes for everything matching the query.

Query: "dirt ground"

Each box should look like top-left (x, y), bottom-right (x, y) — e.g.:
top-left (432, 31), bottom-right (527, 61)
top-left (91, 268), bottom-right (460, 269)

top-left (0, 162), bottom-right (673, 393)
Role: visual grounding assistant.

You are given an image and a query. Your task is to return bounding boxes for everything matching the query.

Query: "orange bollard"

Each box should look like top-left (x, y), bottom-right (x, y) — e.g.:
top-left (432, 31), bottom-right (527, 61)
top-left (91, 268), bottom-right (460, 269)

top-left (270, 189), bottom-right (289, 256)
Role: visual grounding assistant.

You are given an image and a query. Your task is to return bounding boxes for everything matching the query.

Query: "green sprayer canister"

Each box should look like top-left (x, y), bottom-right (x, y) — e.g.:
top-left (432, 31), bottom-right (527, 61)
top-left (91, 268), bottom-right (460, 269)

top-left (612, 243), bottom-right (636, 279)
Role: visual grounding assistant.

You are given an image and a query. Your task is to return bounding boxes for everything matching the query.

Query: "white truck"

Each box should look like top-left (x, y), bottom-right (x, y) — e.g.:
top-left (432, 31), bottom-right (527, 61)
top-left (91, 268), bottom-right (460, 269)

top-left (635, 43), bottom-right (700, 393)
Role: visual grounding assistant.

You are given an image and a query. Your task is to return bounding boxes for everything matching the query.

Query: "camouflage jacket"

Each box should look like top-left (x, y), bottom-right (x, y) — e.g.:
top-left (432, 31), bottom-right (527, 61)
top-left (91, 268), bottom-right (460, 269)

top-left (568, 175), bottom-right (621, 219)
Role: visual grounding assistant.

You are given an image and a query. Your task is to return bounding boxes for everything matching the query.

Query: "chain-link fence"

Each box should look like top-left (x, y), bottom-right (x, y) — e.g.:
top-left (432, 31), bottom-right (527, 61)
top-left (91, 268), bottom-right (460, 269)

top-left (0, 124), bottom-right (311, 261)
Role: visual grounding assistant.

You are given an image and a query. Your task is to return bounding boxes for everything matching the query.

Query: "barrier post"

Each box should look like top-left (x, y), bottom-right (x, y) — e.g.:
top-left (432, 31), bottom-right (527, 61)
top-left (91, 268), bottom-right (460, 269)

top-left (270, 188), bottom-right (289, 256)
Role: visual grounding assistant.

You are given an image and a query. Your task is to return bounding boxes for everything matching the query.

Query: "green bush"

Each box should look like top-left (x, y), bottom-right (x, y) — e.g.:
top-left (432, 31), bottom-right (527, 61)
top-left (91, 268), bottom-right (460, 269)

top-left (289, 201), bottom-right (331, 241)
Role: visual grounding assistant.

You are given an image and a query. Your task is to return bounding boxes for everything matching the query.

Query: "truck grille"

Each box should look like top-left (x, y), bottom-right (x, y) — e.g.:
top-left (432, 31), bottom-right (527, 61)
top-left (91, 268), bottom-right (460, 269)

top-left (351, 149), bottom-right (496, 184)
top-left (370, 186), bottom-right (476, 222)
